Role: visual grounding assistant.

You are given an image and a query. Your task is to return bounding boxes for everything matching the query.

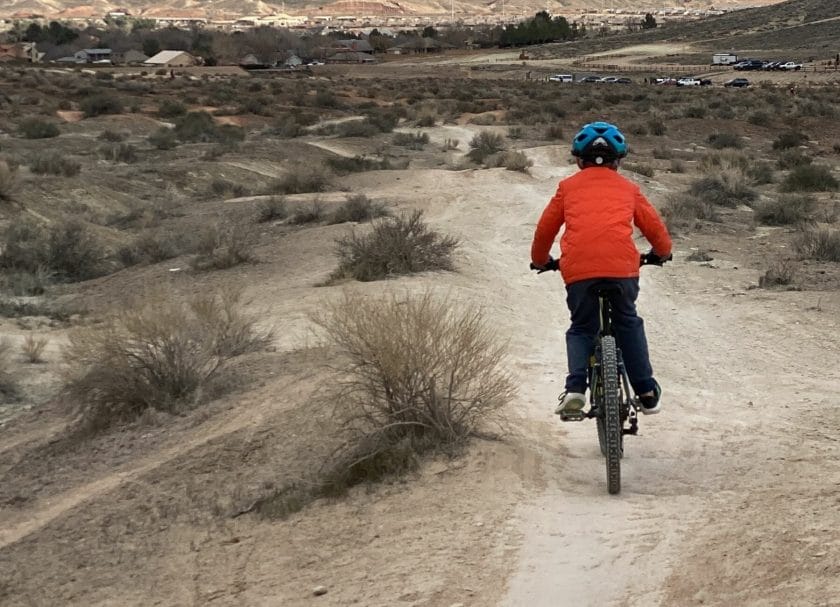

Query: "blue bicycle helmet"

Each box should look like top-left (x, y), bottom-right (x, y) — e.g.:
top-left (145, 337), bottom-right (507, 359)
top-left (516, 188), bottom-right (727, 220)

top-left (571, 122), bottom-right (628, 163)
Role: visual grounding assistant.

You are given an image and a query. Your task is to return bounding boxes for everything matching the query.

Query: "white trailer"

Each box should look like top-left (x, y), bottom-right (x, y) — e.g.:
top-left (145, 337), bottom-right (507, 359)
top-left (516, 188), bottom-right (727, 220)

top-left (712, 53), bottom-right (739, 65)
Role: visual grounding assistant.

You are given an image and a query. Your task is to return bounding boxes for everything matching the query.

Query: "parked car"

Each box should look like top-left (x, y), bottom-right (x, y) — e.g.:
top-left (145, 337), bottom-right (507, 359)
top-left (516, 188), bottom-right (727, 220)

top-left (699, 78), bottom-right (713, 86)
top-left (578, 75), bottom-right (602, 83)
top-left (548, 74), bottom-right (574, 83)
top-left (780, 61), bottom-right (803, 71)
top-left (599, 76), bottom-right (619, 83)
top-left (654, 77), bottom-right (678, 85)
top-left (734, 60), bottom-right (764, 71)
top-left (724, 78), bottom-right (750, 88)
top-left (615, 77), bottom-right (633, 84)
top-left (677, 77), bottom-right (701, 86)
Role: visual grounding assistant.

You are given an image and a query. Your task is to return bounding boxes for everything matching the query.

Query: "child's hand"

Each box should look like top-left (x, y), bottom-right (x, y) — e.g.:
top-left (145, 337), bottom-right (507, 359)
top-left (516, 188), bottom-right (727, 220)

top-left (530, 256), bottom-right (559, 273)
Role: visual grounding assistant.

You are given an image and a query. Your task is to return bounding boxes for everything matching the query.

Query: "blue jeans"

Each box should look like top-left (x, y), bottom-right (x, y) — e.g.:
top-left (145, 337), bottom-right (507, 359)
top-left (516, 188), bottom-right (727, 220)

top-left (564, 277), bottom-right (656, 396)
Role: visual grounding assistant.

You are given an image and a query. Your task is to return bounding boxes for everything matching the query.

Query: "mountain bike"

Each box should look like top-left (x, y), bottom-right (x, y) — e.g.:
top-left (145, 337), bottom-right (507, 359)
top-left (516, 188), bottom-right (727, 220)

top-left (530, 251), bottom-right (670, 494)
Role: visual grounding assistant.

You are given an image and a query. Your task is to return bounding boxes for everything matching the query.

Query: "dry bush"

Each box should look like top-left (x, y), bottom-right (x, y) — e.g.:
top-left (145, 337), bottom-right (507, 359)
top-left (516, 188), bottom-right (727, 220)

top-left (256, 196), bottom-right (288, 223)
top-left (99, 129), bottom-right (127, 142)
top-left (623, 162), bottom-right (655, 178)
top-left (776, 150), bottom-right (812, 170)
top-left (392, 131), bottom-right (429, 149)
top-left (772, 131), bottom-right (808, 150)
top-left (289, 200), bottom-right (325, 225)
top-left (30, 152), bottom-right (81, 177)
top-left (468, 131), bottom-right (506, 163)
top-left (699, 151), bottom-right (749, 174)
top-left (118, 228), bottom-right (194, 266)
top-left (18, 118), bottom-right (59, 139)
top-left (669, 159), bottom-right (685, 173)
top-left (21, 334), bottom-right (48, 363)
top-left (747, 161), bottom-right (774, 185)
top-left (486, 150), bottom-right (533, 172)
top-left (63, 291), bottom-right (271, 431)
top-left (328, 194), bottom-right (389, 224)
top-left (148, 127), bottom-right (178, 150)
top-left (0, 160), bottom-right (18, 201)
top-left (780, 165), bottom-right (839, 193)
top-left (661, 193), bottom-right (719, 229)
top-left (326, 155), bottom-right (392, 175)
top-left (759, 259), bottom-right (796, 288)
top-left (80, 94), bottom-right (123, 118)
top-left (754, 194), bottom-right (815, 226)
top-left (311, 290), bottom-right (514, 491)
top-left (191, 223), bottom-right (256, 271)
top-left (794, 228), bottom-right (840, 262)
top-left (0, 339), bottom-right (18, 400)
top-left (99, 143), bottom-right (138, 163)
top-left (686, 249), bottom-right (713, 262)
top-left (707, 132), bottom-right (743, 149)
top-left (689, 171), bottom-right (756, 207)
top-left (264, 166), bottom-right (332, 195)
top-left (329, 210), bottom-right (458, 283)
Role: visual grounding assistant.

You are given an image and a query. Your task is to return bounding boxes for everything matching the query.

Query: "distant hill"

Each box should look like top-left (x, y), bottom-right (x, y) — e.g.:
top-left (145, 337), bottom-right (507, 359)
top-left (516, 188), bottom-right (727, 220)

top-left (0, 0), bottom-right (786, 19)
top-left (538, 0), bottom-right (840, 60)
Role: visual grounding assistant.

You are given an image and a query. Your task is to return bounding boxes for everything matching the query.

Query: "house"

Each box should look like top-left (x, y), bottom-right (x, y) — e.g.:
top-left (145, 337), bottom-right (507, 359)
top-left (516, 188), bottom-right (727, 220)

top-left (388, 38), bottom-right (453, 55)
top-left (75, 48), bottom-right (112, 63)
top-left (284, 54), bottom-right (303, 67)
top-left (0, 42), bottom-right (43, 63)
top-left (112, 50), bottom-right (148, 65)
top-left (333, 39), bottom-right (374, 54)
top-left (326, 51), bottom-right (376, 64)
top-left (144, 50), bottom-right (197, 68)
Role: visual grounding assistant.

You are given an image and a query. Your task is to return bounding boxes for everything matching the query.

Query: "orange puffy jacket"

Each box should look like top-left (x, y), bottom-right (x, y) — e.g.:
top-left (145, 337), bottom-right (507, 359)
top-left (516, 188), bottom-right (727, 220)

top-left (531, 167), bottom-right (672, 285)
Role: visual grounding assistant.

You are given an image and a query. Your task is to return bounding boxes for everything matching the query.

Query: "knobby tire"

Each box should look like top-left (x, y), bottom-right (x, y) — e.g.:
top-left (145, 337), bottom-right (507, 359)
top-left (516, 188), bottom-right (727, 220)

top-left (600, 336), bottom-right (622, 494)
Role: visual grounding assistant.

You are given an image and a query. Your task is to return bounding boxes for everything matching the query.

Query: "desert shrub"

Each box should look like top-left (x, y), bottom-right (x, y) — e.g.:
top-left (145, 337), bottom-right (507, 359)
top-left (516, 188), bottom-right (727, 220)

top-left (661, 193), bottom-right (719, 229)
top-left (780, 165), bottom-right (839, 193)
top-left (21, 334), bottom-right (48, 363)
top-left (834, 143), bottom-right (840, 154)
top-left (191, 223), bottom-right (256, 271)
top-left (30, 151), bottom-right (81, 177)
top-left (208, 178), bottom-right (249, 198)
top-left (363, 109), bottom-right (400, 133)
top-left (158, 99), bottom-right (187, 117)
top-left (747, 111), bottom-right (772, 126)
top-left (776, 150), bottom-right (812, 170)
top-left (256, 197), bottom-right (288, 223)
top-left (0, 160), bottom-right (18, 200)
top-left (148, 127), bottom-right (178, 150)
top-left (63, 291), bottom-right (271, 431)
top-left (759, 259), bottom-right (796, 288)
top-left (118, 228), bottom-right (191, 266)
top-left (238, 96), bottom-right (272, 116)
top-left (669, 159), bottom-right (685, 173)
top-left (392, 131), bottom-right (429, 149)
top-left (333, 120), bottom-right (379, 138)
top-left (747, 162), bottom-right (774, 184)
top-left (47, 219), bottom-right (107, 280)
top-left (496, 150), bottom-right (533, 172)
top-left (270, 115), bottom-right (304, 138)
top-left (1, 267), bottom-right (51, 296)
top-left (707, 132), bottom-right (743, 149)
top-left (264, 166), bottom-right (332, 195)
top-left (794, 228), bottom-right (840, 261)
top-left (326, 155), bottom-right (392, 175)
top-left (0, 340), bottom-right (18, 400)
top-left (686, 249), bottom-right (713, 262)
top-left (754, 195), bottom-right (815, 226)
top-left (173, 111), bottom-right (244, 143)
top-left (19, 118), bottom-right (60, 139)
top-left (543, 125), bottom-right (564, 140)
top-left (647, 119), bottom-right (667, 136)
top-left (80, 94), bottom-right (123, 117)
top-left (330, 210), bottom-right (458, 282)
top-left (415, 114), bottom-right (436, 127)
top-left (699, 151), bottom-right (749, 173)
top-left (689, 172), bottom-right (756, 207)
top-left (289, 201), bottom-right (326, 225)
top-left (100, 143), bottom-right (138, 163)
top-left (309, 291), bottom-right (514, 490)
top-left (99, 129), bottom-right (127, 142)
top-left (772, 131), bottom-right (807, 150)
top-left (623, 162), bottom-right (655, 178)
top-left (627, 123), bottom-right (648, 136)
top-left (684, 105), bottom-right (707, 119)
top-left (328, 194), bottom-right (389, 224)
top-left (468, 131), bottom-right (505, 163)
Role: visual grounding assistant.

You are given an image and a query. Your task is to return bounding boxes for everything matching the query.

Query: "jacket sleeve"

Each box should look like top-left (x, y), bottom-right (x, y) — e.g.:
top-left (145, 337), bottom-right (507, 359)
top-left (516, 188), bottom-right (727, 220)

top-left (531, 184), bottom-right (565, 266)
top-left (633, 189), bottom-right (672, 257)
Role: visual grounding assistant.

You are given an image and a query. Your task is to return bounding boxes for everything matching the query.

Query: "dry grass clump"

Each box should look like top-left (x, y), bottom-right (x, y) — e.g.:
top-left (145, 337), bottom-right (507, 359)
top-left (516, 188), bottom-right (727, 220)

top-left (30, 152), bottom-right (81, 177)
top-left (754, 194), bottom-right (815, 226)
top-left (256, 196), bottom-right (288, 223)
top-left (63, 291), bottom-right (271, 432)
top-left (326, 155), bottom-right (392, 175)
top-left (759, 259), bottom-right (796, 288)
top-left (392, 131), bottom-right (429, 149)
top-left (485, 150), bottom-right (533, 172)
top-left (148, 127), bottom-right (178, 150)
top-left (707, 132), bottom-right (743, 149)
top-left (0, 160), bottom-right (18, 201)
top-left (779, 165), bottom-right (839, 193)
top-left (772, 131), bottom-right (808, 150)
top-left (99, 143), bottom-right (138, 164)
top-left (623, 162), bottom-right (655, 178)
top-left (80, 93), bottom-right (123, 118)
top-left (468, 131), bottom-right (506, 163)
top-left (776, 150), bottom-right (812, 170)
top-left (191, 223), bottom-right (256, 271)
top-left (289, 200), bottom-right (326, 225)
top-left (661, 193), bottom-right (719, 230)
top-left (329, 210), bottom-right (458, 283)
top-left (21, 334), bottom-right (48, 364)
top-left (328, 194), bottom-right (389, 224)
top-left (794, 228), bottom-right (840, 262)
top-left (313, 291), bottom-right (513, 493)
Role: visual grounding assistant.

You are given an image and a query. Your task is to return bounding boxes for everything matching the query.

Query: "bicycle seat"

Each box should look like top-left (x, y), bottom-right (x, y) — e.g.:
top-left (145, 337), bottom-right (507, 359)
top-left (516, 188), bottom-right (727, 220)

top-left (590, 284), bottom-right (623, 298)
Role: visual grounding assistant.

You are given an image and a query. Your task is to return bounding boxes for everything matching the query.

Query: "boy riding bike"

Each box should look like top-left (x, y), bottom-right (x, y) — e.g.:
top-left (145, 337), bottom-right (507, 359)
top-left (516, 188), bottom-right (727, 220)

top-left (530, 122), bottom-right (672, 420)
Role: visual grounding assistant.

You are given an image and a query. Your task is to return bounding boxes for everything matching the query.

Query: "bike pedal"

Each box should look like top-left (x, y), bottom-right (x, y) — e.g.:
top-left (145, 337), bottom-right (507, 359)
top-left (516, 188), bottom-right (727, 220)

top-left (559, 411), bottom-right (586, 422)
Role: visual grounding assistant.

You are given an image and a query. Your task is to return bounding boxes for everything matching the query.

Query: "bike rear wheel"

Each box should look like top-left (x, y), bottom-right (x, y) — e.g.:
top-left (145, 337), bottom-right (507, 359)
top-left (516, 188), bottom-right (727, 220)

top-left (599, 336), bottom-right (622, 494)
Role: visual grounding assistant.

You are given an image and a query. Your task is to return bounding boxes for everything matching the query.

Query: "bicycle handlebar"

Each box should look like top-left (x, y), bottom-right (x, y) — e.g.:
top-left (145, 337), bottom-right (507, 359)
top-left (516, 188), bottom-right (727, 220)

top-left (530, 251), bottom-right (672, 273)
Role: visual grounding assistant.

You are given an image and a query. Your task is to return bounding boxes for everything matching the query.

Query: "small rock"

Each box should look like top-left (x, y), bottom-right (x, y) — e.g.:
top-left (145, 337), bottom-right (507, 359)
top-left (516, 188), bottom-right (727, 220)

top-left (313, 586), bottom-right (328, 596)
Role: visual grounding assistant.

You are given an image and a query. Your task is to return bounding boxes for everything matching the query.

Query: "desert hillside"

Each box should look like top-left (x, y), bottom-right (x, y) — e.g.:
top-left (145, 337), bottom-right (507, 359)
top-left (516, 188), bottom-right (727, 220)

top-left (1, 32), bottom-right (840, 607)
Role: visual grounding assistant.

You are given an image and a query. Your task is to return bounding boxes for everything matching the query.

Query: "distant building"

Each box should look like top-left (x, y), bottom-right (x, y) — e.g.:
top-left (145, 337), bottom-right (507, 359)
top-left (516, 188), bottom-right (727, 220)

top-left (144, 50), bottom-right (197, 68)
top-left (333, 39), bottom-right (375, 54)
top-left (326, 51), bottom-right (376, 64)
top-left (113, 50), bottom-right (148, 65)
top-left (0, 42), bottom-right (42, 63)
top-left (75, 48), bottom-right (112, 63)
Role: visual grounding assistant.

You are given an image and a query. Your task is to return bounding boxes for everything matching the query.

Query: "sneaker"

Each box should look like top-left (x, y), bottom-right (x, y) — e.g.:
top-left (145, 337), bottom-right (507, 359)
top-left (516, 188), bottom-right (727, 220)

top-left (556, 391), bottom-right (586, 421)
top-left (638, 381), bottom-right (661, 415)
